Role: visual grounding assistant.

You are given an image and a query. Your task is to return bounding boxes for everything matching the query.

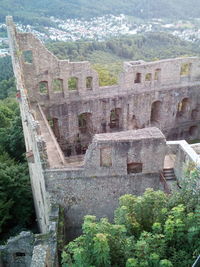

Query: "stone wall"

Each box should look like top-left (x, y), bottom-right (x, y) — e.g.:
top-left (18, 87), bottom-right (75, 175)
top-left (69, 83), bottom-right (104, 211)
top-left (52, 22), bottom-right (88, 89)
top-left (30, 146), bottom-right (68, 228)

top-left (7, 16), bottom-right (51, 234)
top-left (44, 127), bottom-right (166, 240)
top-left (167, 140), bottom-right (200, 179)
top-left (45, 172), bottom-right (160, 241)
top-left (0, 232), bottom-right (34, 267)
top-left (6, 15), bottom-right (200, 264)
top-left (6, 18), bottom-right (200, 155)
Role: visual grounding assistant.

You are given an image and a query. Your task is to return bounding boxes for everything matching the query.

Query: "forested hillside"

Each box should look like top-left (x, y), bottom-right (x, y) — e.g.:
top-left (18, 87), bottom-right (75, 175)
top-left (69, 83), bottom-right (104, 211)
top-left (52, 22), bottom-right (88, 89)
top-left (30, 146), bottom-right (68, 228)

top-left (1, 0), bottom-right (200, 25)
top-left (0, 56), bottom-right (35, 242)
top-left (47, 32), bottom-right (200, 62)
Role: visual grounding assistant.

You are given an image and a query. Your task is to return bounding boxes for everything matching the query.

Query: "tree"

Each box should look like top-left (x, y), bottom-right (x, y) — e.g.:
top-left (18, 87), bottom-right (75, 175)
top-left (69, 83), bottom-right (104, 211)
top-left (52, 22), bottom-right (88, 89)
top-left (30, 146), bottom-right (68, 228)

top-left (0, 153), bottom-right (34, 239)
top-left (0, 98), bottom-right (34, 241)
top-left (62, 168), bottom-right (200, 266)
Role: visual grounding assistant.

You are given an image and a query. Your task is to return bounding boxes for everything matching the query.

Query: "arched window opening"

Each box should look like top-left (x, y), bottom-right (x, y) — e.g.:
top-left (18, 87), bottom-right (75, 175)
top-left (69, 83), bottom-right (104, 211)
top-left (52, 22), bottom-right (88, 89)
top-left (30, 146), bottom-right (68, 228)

top-left (189, 126), bottom-right (198, 138)
top-left (110, 108), bottom-right (121, 129)
top-left (39, 81), bottom-right (48, 94)
top-left (78, 113), bottom-right (92, 134)
top-left (86, 77), bottom-right (93, 90)
top-left (150, 101), bottom-right (162, 124)
top-left (53, 79), bottom-right (63, 92)
top-left (68, 77), bottom-right (78, 91)
top-left (177, 98), bottom-right (190, 117)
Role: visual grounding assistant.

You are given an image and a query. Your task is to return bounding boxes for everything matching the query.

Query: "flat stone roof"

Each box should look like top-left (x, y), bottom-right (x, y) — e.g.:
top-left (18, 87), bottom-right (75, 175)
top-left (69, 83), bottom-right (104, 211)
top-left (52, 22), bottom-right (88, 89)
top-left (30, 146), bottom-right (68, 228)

top-left (94, 127), bottom-right (165, 142)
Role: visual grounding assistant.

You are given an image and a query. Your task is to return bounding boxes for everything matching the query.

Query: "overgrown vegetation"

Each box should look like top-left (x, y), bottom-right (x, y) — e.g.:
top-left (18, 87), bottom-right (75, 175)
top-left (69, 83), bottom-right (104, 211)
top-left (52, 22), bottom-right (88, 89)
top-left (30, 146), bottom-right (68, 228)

top-left (0, 56), bottom-right (35, 242)
top-left (62, 167), bottom-right (200, 267)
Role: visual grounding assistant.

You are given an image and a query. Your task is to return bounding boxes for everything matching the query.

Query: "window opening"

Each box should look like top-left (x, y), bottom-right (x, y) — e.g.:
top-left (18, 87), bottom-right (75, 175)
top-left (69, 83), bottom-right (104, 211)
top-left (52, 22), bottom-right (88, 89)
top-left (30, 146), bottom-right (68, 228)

top-left (134, 73), bottom-right (141, 83)
top-left (39, 81), bottom-right (48, 94)
top-left (68, 77), bottom-right (78, 91)
top-left (86, 77), bottom-right (93, 90)
top-left (23, 50), bottom-right (33, 64)
top-left (53, 79), bottom-right (63, 92)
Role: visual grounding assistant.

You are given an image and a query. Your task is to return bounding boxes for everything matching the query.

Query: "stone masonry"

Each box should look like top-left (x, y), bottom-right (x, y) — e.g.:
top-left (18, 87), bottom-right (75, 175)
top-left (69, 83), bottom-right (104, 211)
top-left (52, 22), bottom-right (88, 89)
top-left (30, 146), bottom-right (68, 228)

top-left (6, 15), bottom-right (200, 260)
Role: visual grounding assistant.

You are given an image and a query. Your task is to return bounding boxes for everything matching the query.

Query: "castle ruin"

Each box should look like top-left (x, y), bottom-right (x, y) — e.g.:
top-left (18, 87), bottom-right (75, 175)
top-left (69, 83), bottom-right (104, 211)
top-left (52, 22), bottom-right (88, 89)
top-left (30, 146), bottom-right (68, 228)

top-left (3, 16), bottom-right (200, 266)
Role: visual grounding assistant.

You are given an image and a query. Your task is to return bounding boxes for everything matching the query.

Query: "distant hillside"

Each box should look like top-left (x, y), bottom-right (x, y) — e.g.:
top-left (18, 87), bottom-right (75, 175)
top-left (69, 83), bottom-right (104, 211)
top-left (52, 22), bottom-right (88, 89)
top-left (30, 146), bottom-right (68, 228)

top-left (47, 32), bottom-right (200, 63)
top-left (0, 0), bottom-right (200, 25)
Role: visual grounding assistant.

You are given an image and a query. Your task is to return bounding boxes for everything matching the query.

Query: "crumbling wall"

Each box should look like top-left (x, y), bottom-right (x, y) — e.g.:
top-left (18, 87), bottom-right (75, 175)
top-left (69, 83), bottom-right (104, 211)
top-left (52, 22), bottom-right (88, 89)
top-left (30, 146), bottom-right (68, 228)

top-left (7, 16), bottom-right (51, 233)
top-left (44, 128), bottom-right (166, 241)
top-left (7, 18), bottom-right (200, 156)
top-left (0, 232), bottom-right (34, 267)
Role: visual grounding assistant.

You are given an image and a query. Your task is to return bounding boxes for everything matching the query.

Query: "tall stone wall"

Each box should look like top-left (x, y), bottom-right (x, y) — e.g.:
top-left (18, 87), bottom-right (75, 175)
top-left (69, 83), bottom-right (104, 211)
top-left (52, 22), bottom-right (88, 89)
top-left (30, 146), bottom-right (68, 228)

top-left (7, 16), bottom-right (51, 233)
top-left (6, 22), bottom-right (200, 154)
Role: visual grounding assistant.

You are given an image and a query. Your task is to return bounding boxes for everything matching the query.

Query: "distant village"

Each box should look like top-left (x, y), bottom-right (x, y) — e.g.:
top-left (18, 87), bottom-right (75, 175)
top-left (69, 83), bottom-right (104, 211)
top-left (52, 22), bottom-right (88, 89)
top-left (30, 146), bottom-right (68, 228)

top-left (1, 14), bottom-right (200, 57)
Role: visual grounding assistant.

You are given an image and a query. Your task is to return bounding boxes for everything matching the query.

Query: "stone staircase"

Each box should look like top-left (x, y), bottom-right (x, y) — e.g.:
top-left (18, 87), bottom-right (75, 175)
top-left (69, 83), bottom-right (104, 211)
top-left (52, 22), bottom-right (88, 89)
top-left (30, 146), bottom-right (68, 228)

top-left (163, 168), bottom-right (178, 191)
top-left (163, 168), bottom-right (176, 181)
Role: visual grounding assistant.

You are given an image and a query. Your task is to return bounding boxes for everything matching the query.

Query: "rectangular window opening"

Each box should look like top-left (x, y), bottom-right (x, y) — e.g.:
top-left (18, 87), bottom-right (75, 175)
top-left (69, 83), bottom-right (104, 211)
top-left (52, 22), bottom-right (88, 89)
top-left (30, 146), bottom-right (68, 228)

top-left (154, 69), bottom-right (161, 81)
top-left (53, 79), bottom-right (63, 92)
top-left (39, 81), bottom-right (48, 94)
top-left (15, 252), bottom-right (26, 257)
top-left (180, 63), bottom-right (191, 76)
top-left (145, 73), bottom-right (152, 81)
top-left (68, 77), bottom-right (78, 91)
top-left (86, 77), bottom-right (93, 90)
top-left (127, 162), bottom-right (143, 174)
top-left (134, 73), bottom-right (141, 83)
top-left (23, 50), bottom-right (33, 64)
top-left (100, 147), bottom-right (112, 167)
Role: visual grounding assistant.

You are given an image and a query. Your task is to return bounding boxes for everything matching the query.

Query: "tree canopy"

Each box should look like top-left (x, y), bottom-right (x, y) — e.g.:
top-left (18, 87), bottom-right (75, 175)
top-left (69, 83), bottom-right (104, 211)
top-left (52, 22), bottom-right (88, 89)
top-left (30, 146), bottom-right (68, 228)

top-left (62, 167), bottom-right (200, 267)
top-left (0, 56), bottom-right (35, 241)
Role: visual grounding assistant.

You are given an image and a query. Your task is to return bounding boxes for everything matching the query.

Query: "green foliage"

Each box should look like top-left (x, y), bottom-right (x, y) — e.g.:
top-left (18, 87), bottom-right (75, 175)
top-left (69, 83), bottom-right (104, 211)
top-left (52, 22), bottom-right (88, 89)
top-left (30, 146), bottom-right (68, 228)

top-left (62, 169), bottom-right (200, 267)
top-left (47, 33), bottom-right (200, 64)
top-left (0, 97), bottom-right (34, 240)
top-left (93, 64), bottom-right (118, 86)
top-left (0, 57), bottom-right (16, 100)
top-left (0, 158), bottom-right (34, 237)
top-left (0, 98), bottom-right (25, 161)
top-left (68, 77), bottom-right (78, 91)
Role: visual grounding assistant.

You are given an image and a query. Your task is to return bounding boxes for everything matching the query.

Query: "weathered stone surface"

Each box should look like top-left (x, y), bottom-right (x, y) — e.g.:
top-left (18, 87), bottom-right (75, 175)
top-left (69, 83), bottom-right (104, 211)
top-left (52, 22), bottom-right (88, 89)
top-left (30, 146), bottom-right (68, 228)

top-left (0, 232), bottom-right (34, 267)
top-left (6, 15), bottom-right (200, 264)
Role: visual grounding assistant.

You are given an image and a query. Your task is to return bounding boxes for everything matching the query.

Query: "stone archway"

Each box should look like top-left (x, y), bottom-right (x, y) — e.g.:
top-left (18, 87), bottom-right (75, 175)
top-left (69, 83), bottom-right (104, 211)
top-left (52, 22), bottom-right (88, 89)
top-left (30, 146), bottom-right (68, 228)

top-left (150, 101), bottom-right (162, 124)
